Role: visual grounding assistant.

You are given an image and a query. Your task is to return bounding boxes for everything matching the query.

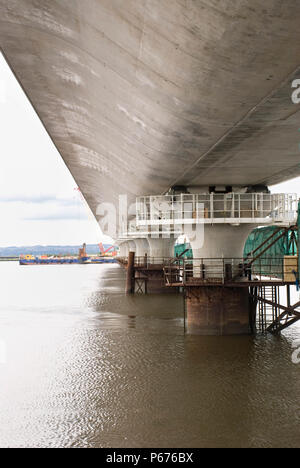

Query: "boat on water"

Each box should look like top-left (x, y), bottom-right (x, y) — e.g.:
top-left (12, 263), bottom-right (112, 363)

top-left (19, 244), bottom-right (118, 266)
top-left (20, 255), bottom-right (80, 265)
top-left (19, 254), bottom-right (117, 266)
top-left (89, 257), bottom-right (117, 264)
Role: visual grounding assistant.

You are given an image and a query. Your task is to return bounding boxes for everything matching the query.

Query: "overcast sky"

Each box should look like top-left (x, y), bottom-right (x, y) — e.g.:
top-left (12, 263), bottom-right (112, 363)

top-left (0, 53), bottom-right (299, 247)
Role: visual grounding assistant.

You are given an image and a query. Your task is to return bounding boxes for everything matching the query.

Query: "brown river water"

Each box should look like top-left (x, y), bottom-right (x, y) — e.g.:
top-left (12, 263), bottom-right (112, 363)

top-left (0, 261), bottom-right (299, 448)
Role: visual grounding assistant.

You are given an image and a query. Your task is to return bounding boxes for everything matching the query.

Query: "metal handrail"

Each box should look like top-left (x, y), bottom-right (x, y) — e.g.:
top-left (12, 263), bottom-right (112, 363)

top-left (118, 254), bottom-right (298, 284)
top-left (136, 193), bottom-right (298, 226)
top-left (163, 256), bottom-right (298, 285)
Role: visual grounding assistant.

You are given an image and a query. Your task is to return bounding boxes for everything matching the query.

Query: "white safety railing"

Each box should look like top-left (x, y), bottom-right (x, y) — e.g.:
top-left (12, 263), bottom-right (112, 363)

top-left (120, 218), bottom-right (183, 239)
top-left (136, 193), bottom-right (298, 226)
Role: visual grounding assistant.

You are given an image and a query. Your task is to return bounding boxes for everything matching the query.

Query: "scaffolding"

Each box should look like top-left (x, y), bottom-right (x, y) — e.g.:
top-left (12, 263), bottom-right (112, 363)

top-left (250, 285), bottom-right (300, 334)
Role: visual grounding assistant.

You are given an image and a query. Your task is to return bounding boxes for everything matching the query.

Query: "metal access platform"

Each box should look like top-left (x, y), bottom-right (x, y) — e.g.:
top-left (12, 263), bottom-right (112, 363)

top-left (117, 199), bottom-right (300, 335)
top-left (163, 255), bottom-right (300, 334)
top-left (118, 255), bottom-right (179, 295)
top-left (163, 257), bottom-right (297, 287)
top-left (136, 192), bottom-right (298, 227)
top-left (118, 253), bottom-right (300, 334)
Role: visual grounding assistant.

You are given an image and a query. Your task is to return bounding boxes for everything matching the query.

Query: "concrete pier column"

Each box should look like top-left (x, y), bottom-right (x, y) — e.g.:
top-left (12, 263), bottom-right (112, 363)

top-left (190, 224), bottom-right (252, 278)
top-left (134, 238), bottom-right (149, 257)
top-left (119, 242), bottom-right (129, 258)
top-left (186, 286), bottom-right (252, 335)
top-left (186, 224), bottom-right (254, 335)
top-left (147, 237), bottom-right (175, 260)
top-left (127, 240), bottom-right (136, 253)
top-left (190, 224), bottom-right (252, 259)
top-left (133, 236), bottom-right (177, 294)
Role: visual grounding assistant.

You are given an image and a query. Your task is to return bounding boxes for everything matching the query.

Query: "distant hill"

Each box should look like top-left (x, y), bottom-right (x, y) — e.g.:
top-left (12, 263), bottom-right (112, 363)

top-left (0, 244), bottom-right (116, 257)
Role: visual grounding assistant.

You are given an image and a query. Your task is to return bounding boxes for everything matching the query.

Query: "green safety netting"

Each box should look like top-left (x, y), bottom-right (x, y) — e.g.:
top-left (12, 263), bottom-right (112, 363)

top-left (174, 243), bottom-right (193, 259)
top-left (243, 226), bottom-right (298, 277)
top-left (298, 201), bottom-right (300, 282)
top-left (174, 209), bottom-right (299, 280)
top-left (244, 226), bottom-right (297, 257)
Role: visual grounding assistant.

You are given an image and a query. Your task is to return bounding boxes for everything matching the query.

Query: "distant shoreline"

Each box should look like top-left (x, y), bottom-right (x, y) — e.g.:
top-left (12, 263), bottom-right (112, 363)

top-left (0, 257), bottom-right (19, 261)
top-left (0, 243), bottom-right (115, 257)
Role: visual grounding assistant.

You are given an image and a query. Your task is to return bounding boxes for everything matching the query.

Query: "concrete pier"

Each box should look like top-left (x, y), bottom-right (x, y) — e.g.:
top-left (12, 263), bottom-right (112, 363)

top-left (118, 190), bottom-right (298, 334)
top-left (186, 224), bottom-right (254, 333)
top-left (186, 286), bottom-right (252, 335)
top-left (190, 225), bottom-right (253, 259)
top-left (134, 238), bottom-right (149, 257)
top-left (148, 237), bottom-right (175, 259)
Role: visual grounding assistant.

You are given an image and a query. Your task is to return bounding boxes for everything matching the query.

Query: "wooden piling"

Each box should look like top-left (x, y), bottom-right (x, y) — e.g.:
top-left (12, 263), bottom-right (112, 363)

top-left (287, 284), bottom-right (291, 308)
top-left (126, 251), bottom-right (135, 294)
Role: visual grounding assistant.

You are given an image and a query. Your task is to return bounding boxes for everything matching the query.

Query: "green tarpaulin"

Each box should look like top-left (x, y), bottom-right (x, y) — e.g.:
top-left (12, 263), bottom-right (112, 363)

top-left (244, 226), bottom-right (297, 258)
top-left (174, 243), bottom-right (193, 259)
top-left (243, 226), bottom-right (297, 277)
top-left (298, 201), bottom-right (300, 282)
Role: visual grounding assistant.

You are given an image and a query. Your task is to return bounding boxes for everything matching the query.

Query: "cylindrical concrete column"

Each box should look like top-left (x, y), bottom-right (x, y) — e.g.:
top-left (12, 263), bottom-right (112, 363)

top-left (119, 242), bottom-right (129, 257)
top-left (190, 224), bottom-right (252, 259)
top-left (134, 238), bottom-right (150, 257)
top-left (147, 237), bottom-right (175, 259)
top-left (127, 240), bottom-right (136, 253)
top-left (190, 224), bottom-right (252, 278)
top-left (132, 236), bottom-right (177, 294)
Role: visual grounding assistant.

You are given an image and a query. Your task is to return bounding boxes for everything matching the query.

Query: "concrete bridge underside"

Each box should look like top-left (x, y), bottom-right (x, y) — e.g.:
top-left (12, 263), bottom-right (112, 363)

top-left (2, 0), bottom-right (300, 335)
top-left (1, 0), bottom-right (300, 223)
